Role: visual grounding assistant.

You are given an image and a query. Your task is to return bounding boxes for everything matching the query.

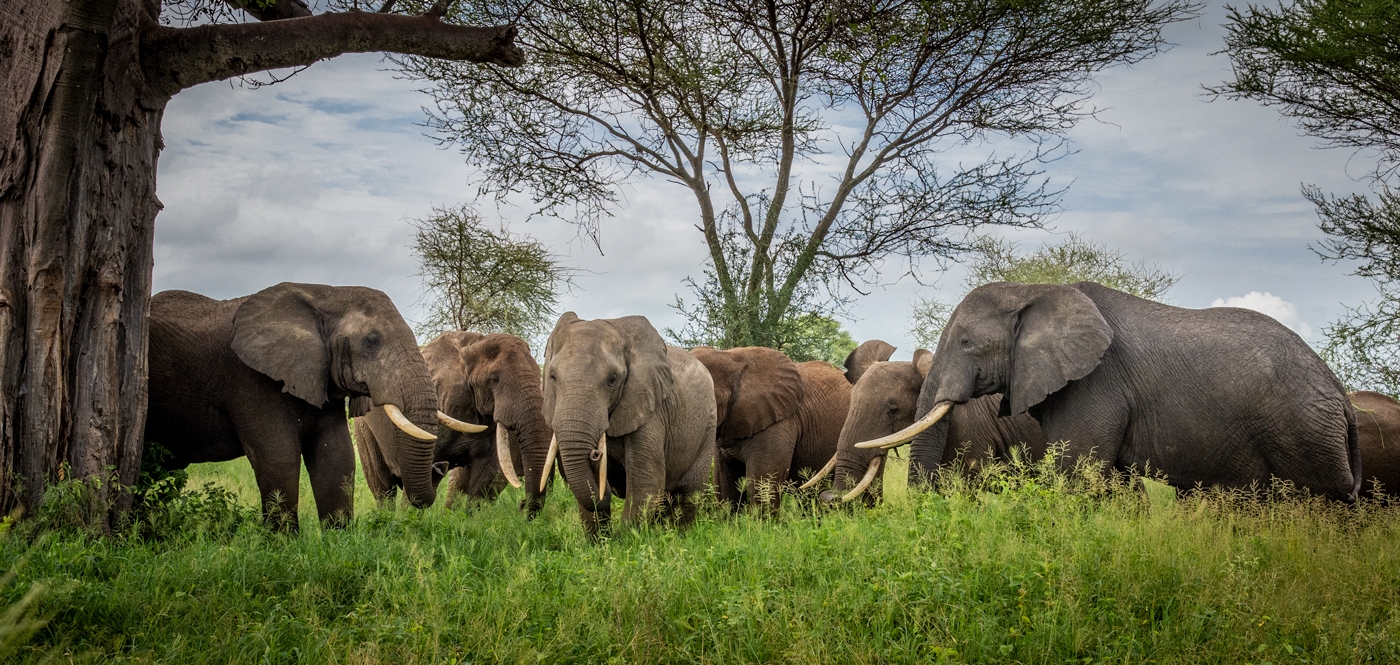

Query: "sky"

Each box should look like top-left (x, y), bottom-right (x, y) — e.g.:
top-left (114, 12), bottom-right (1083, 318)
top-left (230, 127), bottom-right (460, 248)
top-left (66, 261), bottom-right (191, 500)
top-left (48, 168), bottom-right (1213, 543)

top-left (154, 0), bottom-right (1383, 360)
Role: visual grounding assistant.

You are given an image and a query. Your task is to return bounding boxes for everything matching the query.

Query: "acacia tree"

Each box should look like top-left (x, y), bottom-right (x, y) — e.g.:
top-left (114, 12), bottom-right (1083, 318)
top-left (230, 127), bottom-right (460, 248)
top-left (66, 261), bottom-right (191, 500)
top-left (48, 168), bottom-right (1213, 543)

top-left (907, 234), bottom-right (1179, 348)
top-left (405, 0), bottom-right (1197, 350)
top-left (0, 0), bottom-right (520, 520)
top-left (412, 204), bottom-right (574, 344)
top-left (1214, 0), bottom-right (1400, 394)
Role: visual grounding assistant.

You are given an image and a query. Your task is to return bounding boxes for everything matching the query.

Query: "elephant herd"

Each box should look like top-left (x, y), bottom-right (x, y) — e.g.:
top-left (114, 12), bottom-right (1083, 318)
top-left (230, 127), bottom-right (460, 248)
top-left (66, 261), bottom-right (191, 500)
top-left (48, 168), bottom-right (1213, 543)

top-left (142, 280), bottom-right (1400, 535)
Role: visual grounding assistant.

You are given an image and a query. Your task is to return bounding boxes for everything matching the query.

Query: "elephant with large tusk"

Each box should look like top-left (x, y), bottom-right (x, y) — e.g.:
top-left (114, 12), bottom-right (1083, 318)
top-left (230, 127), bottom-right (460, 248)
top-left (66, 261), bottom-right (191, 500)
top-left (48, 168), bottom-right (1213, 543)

top-left (810, 340), bottom-right (1045, 504)
top-left (542, 313), bottom-right (716, 540)
top-left (874, 281), bottom-right (1361, 500)
top-left (143, 283), bottom-right (444, 530)
top-left (355, 331), bottom-right (555, 517)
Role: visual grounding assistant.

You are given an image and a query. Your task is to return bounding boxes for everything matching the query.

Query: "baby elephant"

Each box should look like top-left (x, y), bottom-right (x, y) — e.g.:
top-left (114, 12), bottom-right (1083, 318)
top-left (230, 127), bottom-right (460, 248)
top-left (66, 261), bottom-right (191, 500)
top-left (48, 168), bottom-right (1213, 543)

top-left (541, 313), bottom-right (716, 539)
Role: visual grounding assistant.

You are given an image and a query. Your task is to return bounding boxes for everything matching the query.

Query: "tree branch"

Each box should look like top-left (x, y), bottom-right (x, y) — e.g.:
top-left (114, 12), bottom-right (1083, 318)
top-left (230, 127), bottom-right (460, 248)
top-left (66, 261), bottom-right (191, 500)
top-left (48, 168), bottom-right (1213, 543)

top-left (226, 0), bottom-right (313, 21)
top-left (144, 11), bottom-right (523, 96)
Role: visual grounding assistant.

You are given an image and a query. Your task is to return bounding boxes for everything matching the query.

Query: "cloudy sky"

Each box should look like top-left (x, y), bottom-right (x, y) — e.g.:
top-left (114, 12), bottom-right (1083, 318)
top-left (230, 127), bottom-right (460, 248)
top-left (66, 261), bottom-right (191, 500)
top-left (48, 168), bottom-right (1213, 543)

top-left (155, 0), bottom-right (1381, 359)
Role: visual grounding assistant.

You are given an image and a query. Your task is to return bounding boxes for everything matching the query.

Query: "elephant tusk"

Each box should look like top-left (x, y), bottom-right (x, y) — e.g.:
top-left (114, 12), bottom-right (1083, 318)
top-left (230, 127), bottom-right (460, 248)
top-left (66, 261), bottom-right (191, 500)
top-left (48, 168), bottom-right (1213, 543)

top-left (854, 402), bottom-right (952, 450)
top-left (439, 411), bottom-right (488, 434)
top-left (597, 433), bottom-right (608, 503)
top-left (799, 454), bottom-right (839, 490)
top-left (840, 456), bottom-right (883, 502)
top-left (496, 424), bottom-right (522, 489)
top-left (539, 435), bottom-right (558, 493)
top-left (384, 404), bottom-right (436, 441)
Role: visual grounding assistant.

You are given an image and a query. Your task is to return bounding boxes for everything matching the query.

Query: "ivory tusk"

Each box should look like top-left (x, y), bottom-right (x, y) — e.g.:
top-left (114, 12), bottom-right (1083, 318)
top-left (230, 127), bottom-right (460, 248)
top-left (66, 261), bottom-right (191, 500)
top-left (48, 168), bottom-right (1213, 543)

top-left (439, 411), bottom-right (488, 433)
top-left (539, 435), bottom-right (558, 493)
top-left (840, 456), bottom-right (883, 502)
top-left (854, 401), bottom-right (952, 449)
top-left (384, 404), bottom-right (436, 441)
top-left (496, 424), bottom-right (522, 488)
top-left (597, 433), bottom-right (608, 502)
top-left (798, 454), bottom-right (839, 490)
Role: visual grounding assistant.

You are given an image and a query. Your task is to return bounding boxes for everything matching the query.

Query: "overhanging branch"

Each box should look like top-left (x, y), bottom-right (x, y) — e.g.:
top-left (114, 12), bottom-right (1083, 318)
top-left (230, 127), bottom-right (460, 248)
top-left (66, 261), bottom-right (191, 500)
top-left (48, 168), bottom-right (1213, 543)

top-left (144, 11), bottom-right (524, 96)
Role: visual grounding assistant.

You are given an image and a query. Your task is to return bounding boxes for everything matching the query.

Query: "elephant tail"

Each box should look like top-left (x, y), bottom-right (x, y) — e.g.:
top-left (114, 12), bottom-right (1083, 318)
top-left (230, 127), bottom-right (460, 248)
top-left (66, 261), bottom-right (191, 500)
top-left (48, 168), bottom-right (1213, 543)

top-left (1347, 401), bottom-right (1363, 500)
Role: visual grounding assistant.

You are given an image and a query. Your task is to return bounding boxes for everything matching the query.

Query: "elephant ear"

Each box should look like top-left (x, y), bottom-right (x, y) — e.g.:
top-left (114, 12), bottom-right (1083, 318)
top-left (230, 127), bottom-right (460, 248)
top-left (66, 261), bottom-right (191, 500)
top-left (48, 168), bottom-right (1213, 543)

top-left (232, 282), bottom-right (333, 407)
top-left (542, 312), bottom-right (581, 419)
top-left (844, 339), bottom-right (896, 384)
top-left (1006, 284), bottom-right (1113, 416)
top-left (724, 348), bottom-right (803, 440)
top-left (606, 316), bottom-right (673, 437)
top-left (912, 348), bottom-right (934, 377)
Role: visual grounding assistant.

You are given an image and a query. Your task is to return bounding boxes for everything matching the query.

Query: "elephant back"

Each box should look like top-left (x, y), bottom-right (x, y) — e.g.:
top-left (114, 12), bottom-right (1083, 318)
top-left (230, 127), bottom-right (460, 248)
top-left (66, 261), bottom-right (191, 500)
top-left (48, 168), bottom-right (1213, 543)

top-left (793, 360), bottom-right (852, 475)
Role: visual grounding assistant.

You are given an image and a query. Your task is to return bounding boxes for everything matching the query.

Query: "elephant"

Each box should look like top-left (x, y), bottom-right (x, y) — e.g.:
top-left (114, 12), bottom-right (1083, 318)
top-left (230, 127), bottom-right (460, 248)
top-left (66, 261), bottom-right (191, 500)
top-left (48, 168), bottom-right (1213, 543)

top-left (809, 340), bottom-right (1046, 504)
top-left (691, 346), bottom-right (850, 514)
top-left (860, 281), bottom-right (1361, 500)
top-left (541, 312), bottom-right (716, 538)
top-left (144, 283), bottom-right (477, 529)
top-left (1351, 390), bottom-right (1400, 498)
top-left (354, 331), bottom-right (554, 517)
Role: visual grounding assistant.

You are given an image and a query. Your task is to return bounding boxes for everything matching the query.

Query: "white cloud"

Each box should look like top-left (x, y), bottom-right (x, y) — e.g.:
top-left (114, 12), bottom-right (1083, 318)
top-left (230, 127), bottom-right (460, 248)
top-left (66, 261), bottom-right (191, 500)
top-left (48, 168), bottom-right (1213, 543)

top-left (1209, 291), bottom-right (1314, 339)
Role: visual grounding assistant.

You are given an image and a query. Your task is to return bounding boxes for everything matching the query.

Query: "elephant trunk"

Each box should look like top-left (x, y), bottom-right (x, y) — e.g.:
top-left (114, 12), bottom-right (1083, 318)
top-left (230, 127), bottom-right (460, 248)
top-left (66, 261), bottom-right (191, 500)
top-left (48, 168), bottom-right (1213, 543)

top-left (497, 374), bottom-right (554, 519)
top-left (822, 411), bottom-right (888, 505)
top-left (907, 389), bottom-right (953, 489)
top-left (375, 342), bottom-right (440, 508)
top-left (553, 413), bottom-right (609, 538)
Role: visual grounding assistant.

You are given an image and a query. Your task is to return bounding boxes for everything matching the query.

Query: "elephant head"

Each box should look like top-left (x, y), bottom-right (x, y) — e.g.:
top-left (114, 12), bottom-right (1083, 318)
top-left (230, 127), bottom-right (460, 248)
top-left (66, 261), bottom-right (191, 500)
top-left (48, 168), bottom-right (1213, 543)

top-left (231, 282), bottom-right (444, 507)
top-left (854, 282), bottom-right (1112, 454)
top-left (809, 340), bottom-right (930, 504)
top-left (424, 331), bottom-right (554, 517)
top-left (542, 313), bottom-right (673, 535)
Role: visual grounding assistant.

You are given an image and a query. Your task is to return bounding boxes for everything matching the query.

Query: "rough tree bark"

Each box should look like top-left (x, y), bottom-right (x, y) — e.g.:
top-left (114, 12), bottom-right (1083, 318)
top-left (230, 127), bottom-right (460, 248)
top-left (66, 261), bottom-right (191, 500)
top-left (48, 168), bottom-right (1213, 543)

top-left (0, 0), bottom-right (521, 524)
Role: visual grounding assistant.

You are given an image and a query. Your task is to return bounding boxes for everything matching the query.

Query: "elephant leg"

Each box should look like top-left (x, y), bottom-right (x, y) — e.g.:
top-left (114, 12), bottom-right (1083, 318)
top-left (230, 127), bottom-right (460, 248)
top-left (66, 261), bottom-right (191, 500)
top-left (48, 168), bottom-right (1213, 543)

top-left (305, 422), bottom-right (356, 528)
top-left (741, 420), bottom-right (799, 517)
top-left (1033, 392), bottom-right (1127, 476)
top-left (239, 430), bottom-right (303, 532)
top-left (465, 457), bottom-right (507, 502)
top-left (621, 426), bottom-right (668, 525)
top-left (714, 449), bottom-right (745, 511)
top-left (444, 465), bottom-right (470, 509)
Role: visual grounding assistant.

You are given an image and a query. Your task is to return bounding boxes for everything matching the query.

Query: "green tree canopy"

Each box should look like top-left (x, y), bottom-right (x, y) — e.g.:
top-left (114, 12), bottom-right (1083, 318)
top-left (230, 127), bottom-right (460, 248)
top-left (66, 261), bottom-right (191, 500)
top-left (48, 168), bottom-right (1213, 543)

top-left (1215, 0), bottom-right (1400, 394)
top-left (907, 234), bottom-right (1179, 348)
top-left (412, 205), bottom-right (575, 344)
top-left (403, 0), bottom-right (1197, 352)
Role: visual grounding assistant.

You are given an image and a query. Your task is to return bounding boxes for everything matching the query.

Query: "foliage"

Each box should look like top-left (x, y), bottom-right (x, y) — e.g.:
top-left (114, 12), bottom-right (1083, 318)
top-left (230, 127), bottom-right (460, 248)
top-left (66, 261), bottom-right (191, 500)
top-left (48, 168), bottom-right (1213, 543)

top-left (908, 234), bottom-right (1179, 348)
top-left (5, 455), bottom-right (1400, 663)
top-left (1216, 0), bottom-right (1400, 396)
top-left (411, 204), bottom-right (575, 344)
top-left (775, 314), bottom-right (857, 365)
top-left (405, 0), bottom-right (1197, 350)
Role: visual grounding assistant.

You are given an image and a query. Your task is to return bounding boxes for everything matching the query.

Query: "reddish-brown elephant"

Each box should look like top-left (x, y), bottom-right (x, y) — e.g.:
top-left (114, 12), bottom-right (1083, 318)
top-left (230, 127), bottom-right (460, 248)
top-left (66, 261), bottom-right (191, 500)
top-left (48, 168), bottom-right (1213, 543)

top-left (355, 332), bottom-right (555, 517)
top-left (1351, 390), bottom-right (1400, 499)
top-left (691, 346), bottom-right (851, 515)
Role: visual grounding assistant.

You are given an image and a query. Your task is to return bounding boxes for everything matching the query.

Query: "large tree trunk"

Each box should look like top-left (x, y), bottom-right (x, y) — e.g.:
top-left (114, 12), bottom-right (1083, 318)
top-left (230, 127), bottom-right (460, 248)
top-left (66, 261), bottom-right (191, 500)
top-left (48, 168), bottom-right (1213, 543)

top-left (1, 0), bottom-right (160, 522)
top-left (0, 0), bottom-right (521, 525)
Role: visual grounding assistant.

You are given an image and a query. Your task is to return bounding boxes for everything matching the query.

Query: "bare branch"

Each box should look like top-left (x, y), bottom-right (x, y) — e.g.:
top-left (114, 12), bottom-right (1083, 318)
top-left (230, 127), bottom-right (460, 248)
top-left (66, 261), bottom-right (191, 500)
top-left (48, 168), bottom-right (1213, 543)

top-left (144, 11), bottom-right (523, 95)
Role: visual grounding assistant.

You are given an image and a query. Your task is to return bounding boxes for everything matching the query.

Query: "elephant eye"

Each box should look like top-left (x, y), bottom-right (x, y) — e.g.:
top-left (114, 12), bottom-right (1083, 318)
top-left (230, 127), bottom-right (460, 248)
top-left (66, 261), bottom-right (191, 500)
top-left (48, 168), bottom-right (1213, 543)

top-left (959, 337), bottom-right (971, 350)
top-left (607, 373), bottom-right (619, 387)
top-left (887, 404), bottom-right (899, 416)
top-left (362, 332), bottom-right (382, 356)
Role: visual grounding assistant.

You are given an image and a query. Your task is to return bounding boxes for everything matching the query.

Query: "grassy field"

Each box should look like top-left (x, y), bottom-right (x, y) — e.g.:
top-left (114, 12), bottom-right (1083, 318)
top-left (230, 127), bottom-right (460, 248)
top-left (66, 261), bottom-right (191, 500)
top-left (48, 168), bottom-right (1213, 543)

top-left (1, 452), bottom-right (1399, 664)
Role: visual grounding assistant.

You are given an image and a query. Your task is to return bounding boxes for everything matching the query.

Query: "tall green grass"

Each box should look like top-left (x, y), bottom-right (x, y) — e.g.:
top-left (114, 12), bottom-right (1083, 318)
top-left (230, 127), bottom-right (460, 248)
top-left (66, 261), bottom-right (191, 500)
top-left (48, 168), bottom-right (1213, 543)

top-left (3, 452), bottom-right (1399, 664)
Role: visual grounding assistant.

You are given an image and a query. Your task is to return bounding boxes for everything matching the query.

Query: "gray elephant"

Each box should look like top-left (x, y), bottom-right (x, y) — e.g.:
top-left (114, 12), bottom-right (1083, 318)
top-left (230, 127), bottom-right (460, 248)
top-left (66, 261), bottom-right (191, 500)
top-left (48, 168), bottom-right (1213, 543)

top-left (541, 313), bottom-right (715, 538)
top-left (1351, 390), bottom-right (1400, 499)
top-left (354, 331), bottom-right (554, 517)
top-left (863, 282), bottom-right (1360, 500)
top-left (691, 346), bottom-right (850, 515)
top-left (809, 340), bottom-right (1045, 504)
top-left (144, 283), bottom-right (476, 530)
